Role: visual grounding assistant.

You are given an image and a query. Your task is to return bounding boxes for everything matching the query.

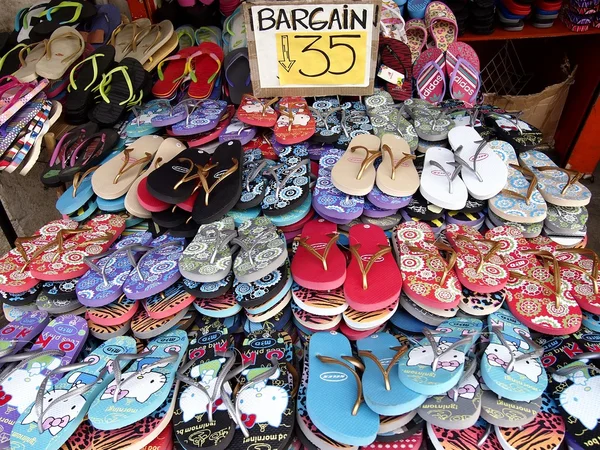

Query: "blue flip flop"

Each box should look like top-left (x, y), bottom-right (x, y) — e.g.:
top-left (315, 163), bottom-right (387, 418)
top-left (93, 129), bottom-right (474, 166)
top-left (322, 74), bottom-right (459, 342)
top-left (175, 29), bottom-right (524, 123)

top-left (583, 311), bottom-right (600, 333)
top-left (10, 336), bottom-right (137, 450)
top-left (307, 331), bottom-right (379, 445)
top-left (97, 195), bottom-right (126, 212)
top-left (389, 309), bottom-right (436, 333)
top-left (87, 329), bottom-right (188, 430)
top-left (357, 332), bottom-right (427, 415)
top-left (56, 174), bottom-right (94, 215)
top-left (268, 194), bottom-right (313, 227)
top-left (480, 309), bottom-right (547, 401)
top-left (227, 206), bottom-right (261, 227)
top-left (68, 198), bottom-right (97, 222)
top-left (397, 317), bottom-right (483, 395)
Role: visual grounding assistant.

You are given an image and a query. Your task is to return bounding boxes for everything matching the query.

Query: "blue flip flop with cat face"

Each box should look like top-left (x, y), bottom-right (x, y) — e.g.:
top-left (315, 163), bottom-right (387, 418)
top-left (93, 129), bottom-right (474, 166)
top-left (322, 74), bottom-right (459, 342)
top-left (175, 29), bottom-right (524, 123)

top-left (357, 332), bottom-right (427, 416)
top-left (10, 336), bottom-right (136, 450)
top-left (307, 331), bottom-right (379, 445)
top-left (481, 309), bottom-right (547, 401)
top-left (397, 317), bottom-right (483, 395)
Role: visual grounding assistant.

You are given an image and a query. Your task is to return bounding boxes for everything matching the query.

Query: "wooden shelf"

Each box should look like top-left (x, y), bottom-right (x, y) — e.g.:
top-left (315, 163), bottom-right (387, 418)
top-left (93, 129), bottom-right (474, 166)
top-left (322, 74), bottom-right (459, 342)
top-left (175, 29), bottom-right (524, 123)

top-left (459, 20), bottom-right (600, 41)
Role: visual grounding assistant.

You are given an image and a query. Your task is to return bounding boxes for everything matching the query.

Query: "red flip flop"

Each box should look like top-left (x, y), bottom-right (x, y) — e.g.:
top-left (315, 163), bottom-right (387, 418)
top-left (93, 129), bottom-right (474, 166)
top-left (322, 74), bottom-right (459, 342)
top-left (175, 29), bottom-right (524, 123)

top-left (414, 47), bottom-right (446, 104)
top-left (485, 225), bottom-right (582, 335)
top-left (274, 97), bottom-right (316, 145)
top-left (344, 223), bottom-right (402, 312)
top-left (291, 218), bottom-right (346, 291)
top-left (445, 224), bottom-right (509, 293)
top-left (237, 94), bottom-right (279, 127)
top-left (137, 177), bottom-right (170, 212)
top-left (188, 42), bottom-right (224, 99)
top-left (152, 46), bottom-right (200, 98)
top-left (379, 37), bottom-right (413, 101)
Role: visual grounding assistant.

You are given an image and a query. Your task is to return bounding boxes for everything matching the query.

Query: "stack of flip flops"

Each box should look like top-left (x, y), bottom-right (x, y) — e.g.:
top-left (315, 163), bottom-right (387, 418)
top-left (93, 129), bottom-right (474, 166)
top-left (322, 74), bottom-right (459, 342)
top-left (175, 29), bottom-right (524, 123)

top-left (561, 0), bottom-right (600, 30)
top-left (532, 0), bottom-right (562, 27)
top-left (497, 0), bottom-right (534, 30)
top-left (469, 0), bottom-right (497, 33)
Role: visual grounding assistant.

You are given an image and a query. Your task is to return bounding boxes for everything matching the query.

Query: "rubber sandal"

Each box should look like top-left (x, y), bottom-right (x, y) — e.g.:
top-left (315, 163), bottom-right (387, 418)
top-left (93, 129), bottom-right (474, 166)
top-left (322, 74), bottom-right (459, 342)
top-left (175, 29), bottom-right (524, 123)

top-left (398, 317), bottom-right (483, 395)
top-left (335, 99), bottom-right (374, 149)
top-left (394, 221), bottom-right (462, 310)
top-left (87, 329), bottom-right (187, 430)
top-left (237, 94), bottom-right (279, 127)
top-left (261, 145), bottom-right (310, 216)
top-left (445, 224), bottom-right (509, 293)
top-left (365, 92), bottom-right (419, 151)
top-left (126, 20), bottom-right (174, 66)
top-left (405, 19), bottom-right (427, 62)
top-left (151, 46), bottom-right (199, 98)
top-left (235, 148), bottom-right (274, 210)
top-left (425, 1), bottom-right (458, 50)
top-left (90, 135), bottom-right (162, 200)
top-left (485, 225), bottom-right (582, 335)
top-left (488, 140), bottom-right (547, 224)
top-left (188, 42), bottom-right (224, 100)
top-left (179, 217), bottom-right (237, 282)
top-left (344, 223), bottom-right (401, 312)
top-left (232, 216), bottom-right (288, 283)
top-left (80, 4), bottom-right (121, 49)
top-left (89, 58), bottom-right (147, 127)
top-left (217, 116), bottom-right (256, 145)
top-left (480, 389), bottom-right (542, 428)
top-left (419, 146), bottom-right (467, 210)
top-left (291, 218), bottom-right (345, 290)
top-left (10, 336), bottom-right (137, 450)
top-left (417, 357), bottom-right (481, 429)
top-left (480, 309), bottom-right (547, 402)
top-left (428, 419), bottom-right (503, 450)
top-left (376, 134), bottom-right (418, 197)
top-left (174, 322), bottom-right (235, 450)
top-left (143, 32), bottom-right (179, 72)
top-left (309, 96), bottom-right (344, 143)
top-left (109, 18), bottom-right (151, 62)
top-left (0, 314), bottom-right (88, 443)
top-left (379, 38), bottom-right (413, 101)
top-left (29, 0), bottom-right (96, 40)
top-left (29, 214), bottom-right (126, 282)
top-left (312, 148), bottom-right (365, 222)
top-left (16, 2), bottom-right (51, 43)
top-left (0, 90), bottom-right (45, 151)
top-left (518, 150), bottom-right (591, 207)
top-left (0, 310), bottom-right (49, 359)
top-left (171, 100), bottom-right (228, 137)
top-left (12, 42), bottom-right (46, 83)
top-left (86, 295), bottom-right (139, 327)
top-left (449, 57), bottom-right (481, 105)
top-left (414, 48), bottom-right (446, 103)
top-left (273, 97), bottom-right (316, 145)
top-left (331, 134), bottom-right (381, 196)
top-left (486, 112), bottom-right (543, 152)
top-left (0, 44), bottom-right (29, 78)
top-left (193, 289), bottom-right (241, 318)
top-left (57, 129), bottom-right (120, 183)
top-left (176, 25), bottom-right (195, 49)
top-left (143, 280), bottom-right (195, 320)
top-left (495, 392), bottom-right (565, 450)
top-left (194, 26), bottom-right (222, 46)
top-left (35, 27), bottom-right (85, 80)
top-left (307, 331), bottom-right (379, 445)
top-left (75, 231), bottom-right (153, 307)
top-left (223, 5), bottom-right (246, 52)
top-left (357, 332), bottom-right (427, 415)
top-left (0, 78), bottom-right (48, 127)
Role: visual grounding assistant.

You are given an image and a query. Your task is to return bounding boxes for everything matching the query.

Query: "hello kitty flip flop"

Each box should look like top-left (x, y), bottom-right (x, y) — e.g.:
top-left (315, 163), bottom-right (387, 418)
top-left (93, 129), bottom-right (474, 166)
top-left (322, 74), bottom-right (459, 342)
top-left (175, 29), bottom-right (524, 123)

top-left (10, 336), bottom-right (137, 450)
top-left (274, 97), bottom-right (316, 145)
top-left (87, 329), bottom-right (188, 430)
top-left (0, 314), bottom-right (88, 445)
top-left (0, 310), bottom-right (49, 359)
top-left (397, 317), bottom-right (483, 395)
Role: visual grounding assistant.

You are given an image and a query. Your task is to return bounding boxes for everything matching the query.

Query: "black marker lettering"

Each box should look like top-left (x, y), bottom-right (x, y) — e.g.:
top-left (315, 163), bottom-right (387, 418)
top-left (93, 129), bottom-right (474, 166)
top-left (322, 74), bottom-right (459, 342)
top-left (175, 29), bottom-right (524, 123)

top-left (291, 8), bottom-right (309, 30)
top-left (309, 8), bottom-right (328, 30)
top-left (351, 9), bottom-right (368, 29)
top-left (257, 8), bottom-right (275, 31)
top-left (329, 10), bottom-right (342, 30)
top-left (277, 9), bottom-right (291, 29)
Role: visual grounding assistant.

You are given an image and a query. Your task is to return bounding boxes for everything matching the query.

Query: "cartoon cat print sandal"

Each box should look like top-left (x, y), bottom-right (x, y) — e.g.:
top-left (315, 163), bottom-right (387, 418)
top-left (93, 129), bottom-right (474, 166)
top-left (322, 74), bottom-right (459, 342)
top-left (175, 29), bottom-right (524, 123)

top-left (87, 329), bottom-right (188, 430)
top-left (0, 310), bottom-right (48, 360)
top-left (10, 336), bottom-right (136, 450)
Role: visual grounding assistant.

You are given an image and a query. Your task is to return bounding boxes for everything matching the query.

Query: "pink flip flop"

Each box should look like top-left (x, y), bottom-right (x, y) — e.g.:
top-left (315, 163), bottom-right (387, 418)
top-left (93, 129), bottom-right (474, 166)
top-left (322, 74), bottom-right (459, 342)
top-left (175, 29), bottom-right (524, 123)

top-left (405, 19), bottom-right (428, 63)
top-left (424, 1), bottom-right (458, 51)
top-left (414, 47), bottom-right (446, 104)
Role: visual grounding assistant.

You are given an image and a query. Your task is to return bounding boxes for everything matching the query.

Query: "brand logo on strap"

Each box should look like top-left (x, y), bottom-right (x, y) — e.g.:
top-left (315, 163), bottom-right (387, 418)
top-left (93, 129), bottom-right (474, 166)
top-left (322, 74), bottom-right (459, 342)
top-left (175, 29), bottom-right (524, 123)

top-left (198, 331), bottom-right (223, 344)
top-left (311, 242), bottom-right (327, 251)
top-left (320, 371), bottom-right (348, 382)
top-left (156, 336), bottom-right (181, 344)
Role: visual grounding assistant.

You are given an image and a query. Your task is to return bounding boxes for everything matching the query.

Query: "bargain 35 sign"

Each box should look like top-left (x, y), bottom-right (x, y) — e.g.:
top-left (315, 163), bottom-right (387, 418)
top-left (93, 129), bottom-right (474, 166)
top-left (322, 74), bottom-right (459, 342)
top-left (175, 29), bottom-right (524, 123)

top-left (244, 0), bottom-right (381, 97)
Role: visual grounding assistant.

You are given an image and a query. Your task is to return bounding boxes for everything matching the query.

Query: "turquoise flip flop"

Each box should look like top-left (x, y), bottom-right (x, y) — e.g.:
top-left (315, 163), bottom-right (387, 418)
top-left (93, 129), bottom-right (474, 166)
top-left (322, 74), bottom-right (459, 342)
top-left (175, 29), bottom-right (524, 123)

top-left (87, 329), bottom-right (188, 430)
top-left (357, 332), bottom-right (427, 416)
top-left (397, 317), bottom-right (483, 395)
top-left (307, 331), bottom-right (379, 445)
top-left (480, 309), bottom-right (547, 401)
top-left (10, 336), bottom-right (137, 450)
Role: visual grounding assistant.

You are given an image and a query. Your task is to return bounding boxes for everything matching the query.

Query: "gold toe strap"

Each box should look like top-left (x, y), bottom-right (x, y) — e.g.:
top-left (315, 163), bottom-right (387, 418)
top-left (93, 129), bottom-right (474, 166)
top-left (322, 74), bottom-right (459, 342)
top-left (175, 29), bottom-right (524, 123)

top-left (358, 345), bottom-right (406, 391)
top-left (348, 244), bottom-right (391, 290)
top-left (317, 354), bottom-right (364, 416)
top-left (350, 145), bottom-right (381, 181)
top-left (382, 144), bottom-right (415, 181)
top-left (535, 165), bottom-right (584, 195)
top-left (297, 232), bottom-right (340, 271)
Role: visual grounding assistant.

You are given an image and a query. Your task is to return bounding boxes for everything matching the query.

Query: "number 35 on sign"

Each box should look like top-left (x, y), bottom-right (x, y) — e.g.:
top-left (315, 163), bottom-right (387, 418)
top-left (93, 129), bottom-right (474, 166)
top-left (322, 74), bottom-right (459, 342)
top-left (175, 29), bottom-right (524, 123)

top-left (245, 0), bottom-right (380, 96)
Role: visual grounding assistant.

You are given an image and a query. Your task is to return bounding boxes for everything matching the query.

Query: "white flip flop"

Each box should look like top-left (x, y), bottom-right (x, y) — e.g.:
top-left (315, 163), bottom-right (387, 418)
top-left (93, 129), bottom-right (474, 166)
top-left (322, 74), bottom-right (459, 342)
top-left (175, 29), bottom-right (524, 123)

top-left (420, 146), bottom-right (467, 210)
top-left (448, 126), bottom-right (508, 200)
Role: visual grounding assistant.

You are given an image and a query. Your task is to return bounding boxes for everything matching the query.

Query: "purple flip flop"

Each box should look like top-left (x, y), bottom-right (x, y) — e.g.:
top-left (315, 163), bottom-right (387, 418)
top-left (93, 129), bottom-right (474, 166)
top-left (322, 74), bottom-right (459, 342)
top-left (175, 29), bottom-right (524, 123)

top-left (151, 100), bottom-right (191, 127)
top-left (0, 314), bottom-right (88, 444)
top-left (362, 199), bottom-right (399, 218)
top-left (367, 185), bottom-right (412, 210)
top-left (0, 310), bottom-right (49, 359)
top-left (218, 117), bottom-right (257, 145)
top-left (312, 148), bottom-right (364, 222)
top-left (123, 234), bottom-right (186, 300)
top-left (170, 100), bottom-right (228, 136)
top-left (85, 4), bottom-right (121, 47)
top-left (76, 231), bottom-right (154, 308)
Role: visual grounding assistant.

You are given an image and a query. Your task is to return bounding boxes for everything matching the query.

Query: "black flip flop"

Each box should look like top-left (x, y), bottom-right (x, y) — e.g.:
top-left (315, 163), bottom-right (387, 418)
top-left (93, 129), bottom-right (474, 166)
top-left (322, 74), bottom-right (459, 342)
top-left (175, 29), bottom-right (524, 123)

top-left (152, 206), bottom-right (190, 228)
top-left (40, 122), bottom-right (98, 187)
top-left (0, 285), bottom-right (42, 306)
top-left (183, 273), bottom-right (234, 299)
top-left (224, 48), bottom-right (252, 105)
top-left (89, 57), bottom-right (147, 127)
top-left (29, 0), bottom-right (97, 41)
top-left (66, 45), bottom-right (115, 122)
top-left (169, 221), bottom-right (200, 238)
top-left (146, 147), bottom-right (213, 204)
top-left (233, 260), bottom-right (290, 308)
top-left (173, 321), bottom-right (236, 450)
top-left (0, 44), bottom-right (27, 78)
top-left (40, 279), bottom-right (79, 301)
top-left (58, 129), bottom-right (119, 182)
top-left (191, 140), bottom-right (243, 225)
